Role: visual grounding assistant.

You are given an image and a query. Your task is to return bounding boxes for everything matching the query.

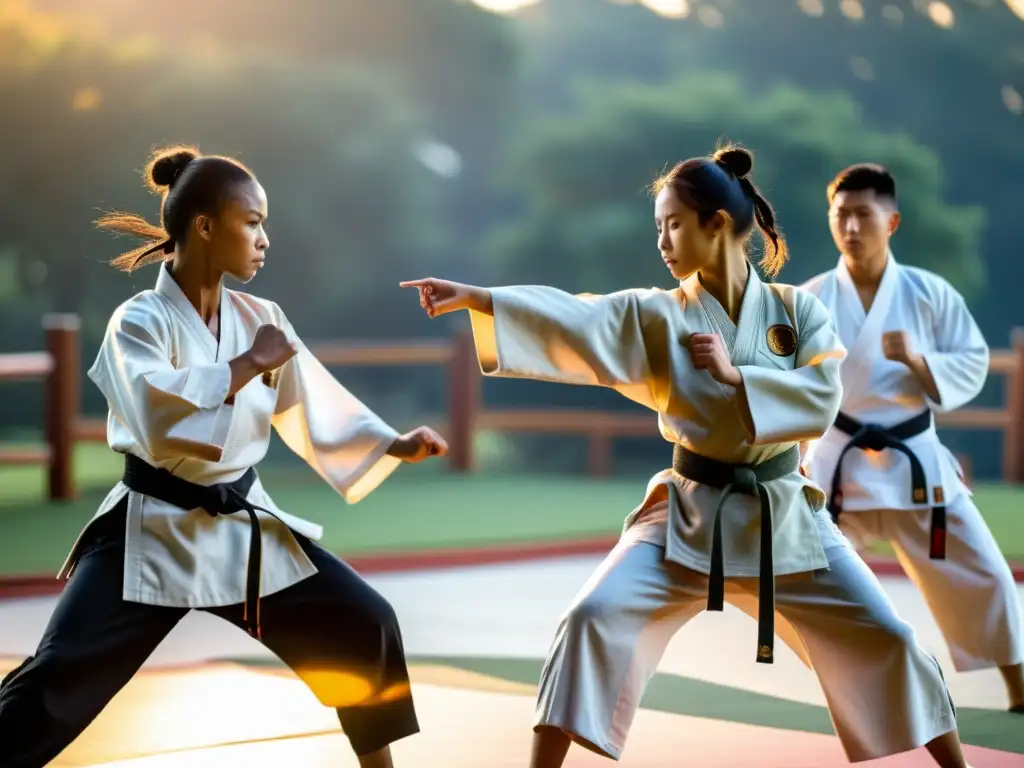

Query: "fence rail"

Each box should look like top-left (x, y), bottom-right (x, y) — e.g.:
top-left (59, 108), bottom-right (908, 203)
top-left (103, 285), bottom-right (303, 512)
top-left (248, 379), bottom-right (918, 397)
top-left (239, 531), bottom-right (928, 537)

top-left (2, 315), bottom-right (1023, 500)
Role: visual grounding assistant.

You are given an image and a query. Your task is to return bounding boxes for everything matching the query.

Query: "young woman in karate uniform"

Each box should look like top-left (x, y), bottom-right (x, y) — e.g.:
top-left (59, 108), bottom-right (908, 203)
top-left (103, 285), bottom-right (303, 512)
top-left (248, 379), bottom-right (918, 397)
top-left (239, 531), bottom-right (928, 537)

top-left (0, 146), bottom-right (447, 768)
top-left (403, 146), bottom-right (968, 767)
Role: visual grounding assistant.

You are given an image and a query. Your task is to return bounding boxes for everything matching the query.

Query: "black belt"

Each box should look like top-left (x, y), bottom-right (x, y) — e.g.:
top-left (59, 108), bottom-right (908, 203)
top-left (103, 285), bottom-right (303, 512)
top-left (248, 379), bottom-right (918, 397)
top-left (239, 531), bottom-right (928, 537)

top-left (671, 444), bottom-right (800, 665)
top-left (122, 454), bottom-right (269, 639)
top-left (828, 409), bottom-right (945, 559)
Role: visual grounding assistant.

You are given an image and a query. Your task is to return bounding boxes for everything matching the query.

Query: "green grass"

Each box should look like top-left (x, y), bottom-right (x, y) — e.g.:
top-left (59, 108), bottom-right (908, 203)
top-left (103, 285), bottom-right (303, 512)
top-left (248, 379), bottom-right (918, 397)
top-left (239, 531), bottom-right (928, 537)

top-left (0, 446), bottom-right (646, 576)
top-left (867, 482), bottom-right (1024, 559)
top-left (0, 444), bottom-right (1022, 577)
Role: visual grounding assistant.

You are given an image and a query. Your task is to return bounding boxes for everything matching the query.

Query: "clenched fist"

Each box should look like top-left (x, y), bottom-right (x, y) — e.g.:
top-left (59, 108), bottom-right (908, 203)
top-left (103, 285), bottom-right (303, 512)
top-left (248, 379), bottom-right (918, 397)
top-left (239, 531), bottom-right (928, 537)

top-left (881, 330), bottom-right (918, 366)
top-left (248, 324), bottom-right (298, 372)
top-left (387, 426), bottom-right (450, 463)
top-left (689, 333), bottom-right (742, 387)
top-left (400, 278), bottom-right (490, 318)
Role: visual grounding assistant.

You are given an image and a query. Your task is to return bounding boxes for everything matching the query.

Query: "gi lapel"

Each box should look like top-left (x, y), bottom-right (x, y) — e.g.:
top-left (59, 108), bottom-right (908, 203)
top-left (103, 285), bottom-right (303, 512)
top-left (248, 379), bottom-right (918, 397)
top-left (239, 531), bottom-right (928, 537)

top-left (216, 287), bottom-right (237, 363)
top-left (692, 265), bottom-right (762, 365)
top-left (731, 268), bottom-right (765, 367)
top-left (836, 253), bottom-right (899, 407)
top-left (154, 263), bottom-right (221, 360)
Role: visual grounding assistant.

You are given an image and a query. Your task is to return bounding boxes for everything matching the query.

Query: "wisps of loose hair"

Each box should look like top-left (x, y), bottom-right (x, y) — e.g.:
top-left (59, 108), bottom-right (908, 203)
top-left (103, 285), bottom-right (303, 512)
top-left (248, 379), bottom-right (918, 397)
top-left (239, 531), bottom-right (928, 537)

top-left (95, 211), bottom-right (173, 273)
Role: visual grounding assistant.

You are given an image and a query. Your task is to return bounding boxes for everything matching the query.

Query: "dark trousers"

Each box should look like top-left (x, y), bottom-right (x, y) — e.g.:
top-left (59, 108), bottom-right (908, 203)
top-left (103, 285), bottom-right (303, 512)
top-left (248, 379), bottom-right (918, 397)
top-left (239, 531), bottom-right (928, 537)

top-left (0, 501), bottom-right (419, 767)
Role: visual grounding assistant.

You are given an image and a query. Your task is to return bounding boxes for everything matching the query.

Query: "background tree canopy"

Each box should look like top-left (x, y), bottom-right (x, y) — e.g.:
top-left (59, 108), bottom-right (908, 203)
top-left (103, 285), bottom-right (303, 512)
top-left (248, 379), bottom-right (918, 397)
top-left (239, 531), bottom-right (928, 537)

top-left (508, 0), bottom-right (1023, 332)
top-left (484, 73), bottom-right (984, 295)
top-left (1, 0), bottom-right (1020, 476)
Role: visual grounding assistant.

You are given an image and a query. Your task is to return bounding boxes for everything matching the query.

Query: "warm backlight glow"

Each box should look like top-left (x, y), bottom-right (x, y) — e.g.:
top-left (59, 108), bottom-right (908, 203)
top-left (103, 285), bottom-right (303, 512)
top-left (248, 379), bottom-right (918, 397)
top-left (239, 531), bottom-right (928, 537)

top-left (797, 0), bottom-right (825, 17)
top-left (642, 0), bottom-right (690, 18)
top-left (840, 0), bottom-right (865, 20)
top-left (67, 665), bottom-right (339, 763)
top-left (299, 668), bottom-right (375, 707)
top-left (470, 0), bottom-right (543, 13)
top-left (1005, 0), bottom-right (1024, 21)
top-left (928, 1), bottom-right (955, 28)
top-left (71, 86), bottom-right (102, 111)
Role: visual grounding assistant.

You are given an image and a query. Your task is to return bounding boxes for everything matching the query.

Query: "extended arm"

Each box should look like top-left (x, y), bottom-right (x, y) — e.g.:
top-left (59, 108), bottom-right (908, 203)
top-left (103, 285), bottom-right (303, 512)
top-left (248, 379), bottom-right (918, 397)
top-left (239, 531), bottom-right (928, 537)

top-left (402, 277), bottom-right (657, 410)
top-left (267, 305), bottom-right (446, 504)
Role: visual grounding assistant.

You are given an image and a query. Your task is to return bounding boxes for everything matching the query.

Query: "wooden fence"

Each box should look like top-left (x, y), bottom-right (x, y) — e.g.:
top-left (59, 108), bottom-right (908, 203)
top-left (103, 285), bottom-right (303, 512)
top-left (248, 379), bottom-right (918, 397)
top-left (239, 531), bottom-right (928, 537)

top-left (3, 315), bottom-right (1024, 500)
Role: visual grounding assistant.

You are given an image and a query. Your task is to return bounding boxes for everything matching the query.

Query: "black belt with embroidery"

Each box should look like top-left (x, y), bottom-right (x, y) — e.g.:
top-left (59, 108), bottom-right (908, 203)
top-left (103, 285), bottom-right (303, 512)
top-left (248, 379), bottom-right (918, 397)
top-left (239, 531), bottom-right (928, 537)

top-left (122, 454), bottom-right (268, 639)
top-left (671, 444), bottom-right (800, 665)
top-left (828, 409), bottom-right (946, 559)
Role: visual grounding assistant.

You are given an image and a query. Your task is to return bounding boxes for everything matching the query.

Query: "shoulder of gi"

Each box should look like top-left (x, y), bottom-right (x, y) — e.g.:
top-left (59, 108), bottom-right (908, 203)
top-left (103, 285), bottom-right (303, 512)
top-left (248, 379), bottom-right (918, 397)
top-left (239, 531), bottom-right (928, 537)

top-left (796, 269), bottom-right (833, 297)
top-left (105, 289), bottom-right (173, 337)
top-left (898, 264), bottom-right (964, 305)
top-left (225, 290), bottom-right (294, 331)
top-left (764, 280), bottom-right (829, 331)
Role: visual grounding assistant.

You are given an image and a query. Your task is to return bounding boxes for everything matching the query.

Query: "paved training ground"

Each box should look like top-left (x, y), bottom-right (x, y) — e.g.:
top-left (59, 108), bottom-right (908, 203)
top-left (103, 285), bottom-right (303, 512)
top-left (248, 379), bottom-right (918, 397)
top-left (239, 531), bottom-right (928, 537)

top-left (1, 554), bottom-right (1022, 767)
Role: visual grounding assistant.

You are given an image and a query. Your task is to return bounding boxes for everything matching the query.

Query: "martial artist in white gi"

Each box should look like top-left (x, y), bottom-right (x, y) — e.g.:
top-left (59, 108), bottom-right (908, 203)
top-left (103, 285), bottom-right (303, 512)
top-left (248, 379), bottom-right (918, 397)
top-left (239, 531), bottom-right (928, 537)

top-left (801, 162), bottom-right (1024, 712)
top-left (0, 146), bottom-right (448, 768)
top-left (403, 147), bottom-right (969, 767)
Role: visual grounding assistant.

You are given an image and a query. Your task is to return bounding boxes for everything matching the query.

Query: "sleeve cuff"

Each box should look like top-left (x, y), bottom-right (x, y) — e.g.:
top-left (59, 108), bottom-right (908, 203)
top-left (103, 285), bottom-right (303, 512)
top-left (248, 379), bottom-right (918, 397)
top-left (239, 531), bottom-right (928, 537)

top-left (336, 429), bottom-right (403, 504)
top-left (919, 353), bottom-right (949, 413)
top-left (469, 307), bottom-right (500, 375)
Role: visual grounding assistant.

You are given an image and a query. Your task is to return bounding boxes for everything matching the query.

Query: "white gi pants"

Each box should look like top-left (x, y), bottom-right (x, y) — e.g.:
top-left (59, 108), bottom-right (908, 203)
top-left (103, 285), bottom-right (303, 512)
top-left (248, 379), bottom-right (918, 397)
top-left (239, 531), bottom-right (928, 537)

top-left (534, 510), bottom-right (958, 762)
top-left (840, 493), bottom-right (1023, 673)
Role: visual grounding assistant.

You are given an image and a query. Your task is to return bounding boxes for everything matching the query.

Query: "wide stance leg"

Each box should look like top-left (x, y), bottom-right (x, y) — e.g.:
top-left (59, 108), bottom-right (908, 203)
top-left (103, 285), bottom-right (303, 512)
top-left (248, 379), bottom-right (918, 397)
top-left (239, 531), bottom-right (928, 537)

top-left (206, 535), bottom-right (419, 760)
top-left (771, 512), bottom-right (961, 764)
top-left (0, 508), bottom-right (186, 768)
top-left (532, 538), bottom-right (706, 763)
top-left (885, 495), bottom-right (1024, 706)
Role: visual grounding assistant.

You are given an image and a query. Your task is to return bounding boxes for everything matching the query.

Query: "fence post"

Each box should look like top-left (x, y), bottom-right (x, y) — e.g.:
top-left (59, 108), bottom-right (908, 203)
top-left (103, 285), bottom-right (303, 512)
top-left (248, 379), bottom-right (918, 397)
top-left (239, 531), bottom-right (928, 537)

top-left (44, 314), bottom-right (80, 501)
top-left (448, 331), bottom-right (479, 472)
top-left (1008, 327), bottom-right (1024, 484)
top-left (588, 430), bottom-right (613, 477)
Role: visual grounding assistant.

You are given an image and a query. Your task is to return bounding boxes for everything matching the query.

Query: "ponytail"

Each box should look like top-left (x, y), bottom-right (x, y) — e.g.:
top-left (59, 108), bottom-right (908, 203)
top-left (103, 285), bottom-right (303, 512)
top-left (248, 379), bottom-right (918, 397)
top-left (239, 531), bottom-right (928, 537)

top-left (736, 177), bottom-right (789, 279)
top-left (95, 212), bottom-right (174, 273)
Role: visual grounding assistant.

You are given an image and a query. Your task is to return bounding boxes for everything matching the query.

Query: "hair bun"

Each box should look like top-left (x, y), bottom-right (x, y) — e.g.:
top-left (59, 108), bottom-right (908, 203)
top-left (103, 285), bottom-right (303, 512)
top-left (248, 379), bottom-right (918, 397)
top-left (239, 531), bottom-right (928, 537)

top-left (713, 147), bottom-right (753, 179)
top-left (148, 146), bottom-right (200, 190)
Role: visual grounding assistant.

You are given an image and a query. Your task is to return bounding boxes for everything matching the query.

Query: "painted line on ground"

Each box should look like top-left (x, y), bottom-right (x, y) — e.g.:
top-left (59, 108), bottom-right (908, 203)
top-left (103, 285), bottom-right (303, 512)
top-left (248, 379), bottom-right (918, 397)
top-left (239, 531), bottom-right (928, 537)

top-left (1, 536), bottom-right (1021, 600)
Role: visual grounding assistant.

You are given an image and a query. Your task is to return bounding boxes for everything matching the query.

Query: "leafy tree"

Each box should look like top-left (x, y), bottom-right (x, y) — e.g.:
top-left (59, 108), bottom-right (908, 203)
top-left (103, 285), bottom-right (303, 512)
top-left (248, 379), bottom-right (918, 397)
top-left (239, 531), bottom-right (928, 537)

top-left (0, 4), bottom-right (449, 335)
top-left (510, 0), bottom-right (1024, 330)
top-left (484, 73), bottom-right (984, 299)
top-left (31, 0), bottom-right (525, 274)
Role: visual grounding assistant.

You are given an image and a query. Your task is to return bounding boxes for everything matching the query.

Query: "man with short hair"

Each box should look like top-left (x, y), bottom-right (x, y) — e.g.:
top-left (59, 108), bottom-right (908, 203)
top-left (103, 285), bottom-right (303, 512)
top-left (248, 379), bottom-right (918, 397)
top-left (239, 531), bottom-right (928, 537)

top-left (801, 163), bottom-right (1023, 712)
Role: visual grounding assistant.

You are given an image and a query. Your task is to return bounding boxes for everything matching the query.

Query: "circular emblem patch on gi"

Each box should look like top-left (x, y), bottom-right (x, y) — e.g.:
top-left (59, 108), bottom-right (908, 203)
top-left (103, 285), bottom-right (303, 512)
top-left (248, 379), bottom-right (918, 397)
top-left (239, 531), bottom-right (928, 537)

top-left (765, 324), bottom-right (797, 357)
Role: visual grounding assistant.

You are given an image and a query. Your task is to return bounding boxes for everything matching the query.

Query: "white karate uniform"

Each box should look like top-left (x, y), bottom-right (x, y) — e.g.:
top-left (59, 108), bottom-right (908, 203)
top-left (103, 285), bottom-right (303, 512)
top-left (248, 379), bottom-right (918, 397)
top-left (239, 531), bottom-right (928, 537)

top-left (60, 263), bottom-right (404, 609)
top-left (465, 267), bottom-right (958, 762)
top-left (802, 254), bottom-right (1023, 673)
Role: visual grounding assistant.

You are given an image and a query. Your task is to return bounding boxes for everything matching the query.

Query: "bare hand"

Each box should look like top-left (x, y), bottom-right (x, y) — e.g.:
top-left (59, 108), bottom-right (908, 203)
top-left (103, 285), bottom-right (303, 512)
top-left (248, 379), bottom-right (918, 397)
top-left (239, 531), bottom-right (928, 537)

top-left (388, 426), bottom-right (449, 463)
top-left (689, 333), bottom-right (741, 387)
top-left (882, 330), bottom-right (918, 366)
top-left (248, 324), bottom-right (298, 372)
top-left (399, 278), bottom-right (489, 318)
